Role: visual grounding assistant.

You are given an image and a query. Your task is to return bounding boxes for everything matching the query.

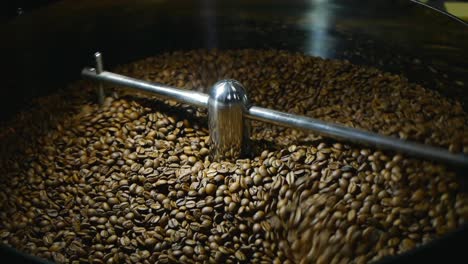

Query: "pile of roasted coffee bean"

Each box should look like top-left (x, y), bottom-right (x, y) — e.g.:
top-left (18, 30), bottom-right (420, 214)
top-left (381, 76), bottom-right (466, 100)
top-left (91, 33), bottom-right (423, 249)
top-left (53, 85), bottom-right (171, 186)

top-left (0, 49), bottom-right (467, 264)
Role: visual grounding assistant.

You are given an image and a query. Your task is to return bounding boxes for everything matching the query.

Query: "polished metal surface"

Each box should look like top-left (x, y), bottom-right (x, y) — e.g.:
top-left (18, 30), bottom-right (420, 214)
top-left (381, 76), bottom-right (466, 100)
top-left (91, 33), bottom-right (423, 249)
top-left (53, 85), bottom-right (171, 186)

top-left (247, 106), bottom-right (468, 167)
top-left (81, 68), bottom-right (209, 108)
top-left (94, 52), bottom-right (105, 105)
top-left (208, 80), bottom-right (251, 160)
top-left (82, 69), bottom-right (468, 167)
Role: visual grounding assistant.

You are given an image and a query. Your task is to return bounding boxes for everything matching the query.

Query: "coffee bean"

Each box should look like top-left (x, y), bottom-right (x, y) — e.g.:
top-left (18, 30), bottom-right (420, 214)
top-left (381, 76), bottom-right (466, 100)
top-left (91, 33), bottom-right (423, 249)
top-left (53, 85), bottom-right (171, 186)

top-left (0, 49), bottom-right (466, 264)
top-left (229, 182), bottom-right (240, 193)
top-left (253, 175), bottom-right (262, 186)
top-left (182, 245), bottom-right (194, 255)
top-left (106, 235), bottom-right (117, 244)
top-left (253, 211), bottom-right (265, 222)
top-left (205, 184), bottom-right (216, 196)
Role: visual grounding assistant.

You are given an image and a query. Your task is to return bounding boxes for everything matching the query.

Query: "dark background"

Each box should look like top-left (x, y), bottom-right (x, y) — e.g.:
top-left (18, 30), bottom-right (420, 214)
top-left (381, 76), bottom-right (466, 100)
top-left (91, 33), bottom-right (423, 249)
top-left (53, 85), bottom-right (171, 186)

top-left (1, 0), bottom-right (467, 23)
top-left (0, 0), bottom-right (59, 22)
top-left (1, 0), bottom-right (468, 22)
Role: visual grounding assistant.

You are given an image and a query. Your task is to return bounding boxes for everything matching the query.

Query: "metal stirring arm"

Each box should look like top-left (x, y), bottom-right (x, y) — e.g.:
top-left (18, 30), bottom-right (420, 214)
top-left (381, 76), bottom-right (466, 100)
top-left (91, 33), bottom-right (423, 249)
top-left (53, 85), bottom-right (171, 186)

top-left (81, 54), bottom-right (468, 167)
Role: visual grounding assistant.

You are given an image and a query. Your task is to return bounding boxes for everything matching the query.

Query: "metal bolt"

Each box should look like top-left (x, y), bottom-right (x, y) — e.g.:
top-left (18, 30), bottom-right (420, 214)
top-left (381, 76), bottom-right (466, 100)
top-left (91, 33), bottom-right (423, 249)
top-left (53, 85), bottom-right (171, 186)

top-left (95, 52), bottom-right (105, 105)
